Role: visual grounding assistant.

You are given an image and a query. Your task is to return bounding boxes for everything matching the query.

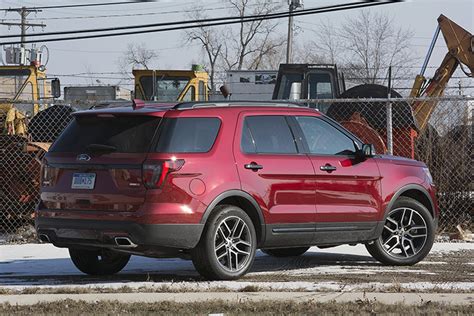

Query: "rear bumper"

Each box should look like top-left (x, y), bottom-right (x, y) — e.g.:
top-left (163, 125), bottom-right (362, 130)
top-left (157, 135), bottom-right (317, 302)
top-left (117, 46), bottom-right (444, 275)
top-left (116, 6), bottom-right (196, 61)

top-left (36, 217), bottom-right (204, 249)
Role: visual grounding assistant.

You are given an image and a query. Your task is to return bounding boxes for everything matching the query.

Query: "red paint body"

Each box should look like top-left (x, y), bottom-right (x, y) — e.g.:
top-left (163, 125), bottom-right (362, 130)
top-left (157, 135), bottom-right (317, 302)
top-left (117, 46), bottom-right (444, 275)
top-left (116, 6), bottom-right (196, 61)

top-left (37, 104), bottom-right (438, 249)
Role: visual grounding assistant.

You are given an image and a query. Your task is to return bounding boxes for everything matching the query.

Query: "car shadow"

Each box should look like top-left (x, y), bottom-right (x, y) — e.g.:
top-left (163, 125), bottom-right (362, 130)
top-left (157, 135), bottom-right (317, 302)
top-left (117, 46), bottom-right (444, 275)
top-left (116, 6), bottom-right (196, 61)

top-left (0, 250), bottom-right (379, 286)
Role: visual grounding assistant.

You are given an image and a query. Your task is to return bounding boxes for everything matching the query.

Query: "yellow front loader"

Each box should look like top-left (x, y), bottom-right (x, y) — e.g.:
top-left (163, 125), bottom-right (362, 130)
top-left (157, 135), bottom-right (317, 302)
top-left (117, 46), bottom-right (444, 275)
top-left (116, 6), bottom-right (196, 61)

top-left (0, 64), bottom-right (60, 135)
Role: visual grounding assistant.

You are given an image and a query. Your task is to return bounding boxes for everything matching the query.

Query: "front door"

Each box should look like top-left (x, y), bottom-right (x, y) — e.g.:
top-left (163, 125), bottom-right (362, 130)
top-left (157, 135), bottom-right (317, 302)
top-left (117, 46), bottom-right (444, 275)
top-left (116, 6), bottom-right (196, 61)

top-left (233, 111), bottom-right (316, 247)
top-left (291, 115), bottom-right (382, 244)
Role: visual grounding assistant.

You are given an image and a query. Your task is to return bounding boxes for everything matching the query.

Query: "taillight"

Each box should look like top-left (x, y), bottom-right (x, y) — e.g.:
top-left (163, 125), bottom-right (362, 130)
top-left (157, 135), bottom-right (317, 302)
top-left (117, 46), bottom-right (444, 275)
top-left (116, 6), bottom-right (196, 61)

top-left (142, 159), bottom-right (185, 189)
top-left (41, 162), bottom-right (57, 187)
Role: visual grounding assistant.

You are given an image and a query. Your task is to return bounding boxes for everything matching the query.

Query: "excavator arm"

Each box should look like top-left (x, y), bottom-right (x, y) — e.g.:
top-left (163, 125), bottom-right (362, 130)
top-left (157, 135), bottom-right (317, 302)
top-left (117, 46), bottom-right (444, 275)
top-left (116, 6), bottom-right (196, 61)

top-left (410, 15), bottom-right (473, 131)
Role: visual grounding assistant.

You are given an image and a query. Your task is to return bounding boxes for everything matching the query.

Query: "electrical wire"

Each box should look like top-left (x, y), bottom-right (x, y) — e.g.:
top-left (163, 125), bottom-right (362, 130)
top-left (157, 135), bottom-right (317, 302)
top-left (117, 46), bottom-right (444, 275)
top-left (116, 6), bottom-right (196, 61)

top-left (0, 1), bottom-right (145, 11)
top-left (0, 1), bottom-right (373, 39)
top-left (2, 2), bottom-right (270, 21)
top-left (0, 1), bottom-right (400, 45)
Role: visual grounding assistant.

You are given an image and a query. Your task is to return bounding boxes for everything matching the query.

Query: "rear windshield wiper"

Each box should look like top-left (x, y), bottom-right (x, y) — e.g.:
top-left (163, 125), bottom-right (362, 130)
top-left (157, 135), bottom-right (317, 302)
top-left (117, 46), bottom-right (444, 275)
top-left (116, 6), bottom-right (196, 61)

top-left (86, 143), bottom-right (117, 153)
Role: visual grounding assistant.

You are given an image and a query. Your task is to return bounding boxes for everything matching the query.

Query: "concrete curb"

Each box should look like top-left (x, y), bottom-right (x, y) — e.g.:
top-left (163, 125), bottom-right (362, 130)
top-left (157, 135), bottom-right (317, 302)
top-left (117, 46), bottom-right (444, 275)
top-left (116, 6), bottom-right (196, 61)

top-left (1, 292), bottom-right (473, 306)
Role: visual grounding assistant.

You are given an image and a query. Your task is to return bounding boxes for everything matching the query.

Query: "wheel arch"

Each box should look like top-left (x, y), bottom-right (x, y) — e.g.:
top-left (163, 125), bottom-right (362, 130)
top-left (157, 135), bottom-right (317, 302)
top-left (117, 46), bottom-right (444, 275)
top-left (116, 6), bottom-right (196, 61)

top-left (200, 190), bottom-right (266, 246)
top-left (386, 184), bottom-right (435, 219)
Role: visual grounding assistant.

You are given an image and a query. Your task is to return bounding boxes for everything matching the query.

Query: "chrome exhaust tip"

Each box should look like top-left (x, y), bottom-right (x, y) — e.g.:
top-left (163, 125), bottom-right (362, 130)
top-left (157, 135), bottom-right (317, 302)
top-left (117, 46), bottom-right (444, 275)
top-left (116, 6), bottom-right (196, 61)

top-left (114, 237), bottom-right (137, 248)
top-left (38, 234), bottom-right (50, 243)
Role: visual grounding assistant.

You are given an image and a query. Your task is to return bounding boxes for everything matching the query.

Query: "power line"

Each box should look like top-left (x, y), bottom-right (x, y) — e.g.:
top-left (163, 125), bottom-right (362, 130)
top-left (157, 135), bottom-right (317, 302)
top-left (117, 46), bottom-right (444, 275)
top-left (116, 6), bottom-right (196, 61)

top-left (1, 2), bottom-right (266, 21)
top-left (1, 1), bottom-right (359, 39)
top-left (0, 1), bottom-right (144, 11)
top-left (0, 1), bottom-right (400, 45)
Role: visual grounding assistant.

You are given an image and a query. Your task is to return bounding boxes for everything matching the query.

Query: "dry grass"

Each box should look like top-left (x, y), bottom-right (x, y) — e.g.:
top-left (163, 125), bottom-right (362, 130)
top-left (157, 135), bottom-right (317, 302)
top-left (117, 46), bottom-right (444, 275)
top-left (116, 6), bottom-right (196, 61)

top-left (1, 298), bottom-right (472, 315)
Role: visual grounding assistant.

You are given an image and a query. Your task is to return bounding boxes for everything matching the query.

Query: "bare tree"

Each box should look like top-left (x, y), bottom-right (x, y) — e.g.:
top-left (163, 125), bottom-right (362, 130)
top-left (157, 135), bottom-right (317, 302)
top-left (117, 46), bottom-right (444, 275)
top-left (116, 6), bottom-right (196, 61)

top-left (221, 0), bottom-right (284, 71)
top-left (304, 19), bottom-right (341, 64)
top-left (184, 9), bottom-right (222, 92)
top-left (183, 0), bottom-right (284, 91)
top-left (119, 42), bottom-right (159, 71)
top-left (309, 10), bottom-right (415, 88)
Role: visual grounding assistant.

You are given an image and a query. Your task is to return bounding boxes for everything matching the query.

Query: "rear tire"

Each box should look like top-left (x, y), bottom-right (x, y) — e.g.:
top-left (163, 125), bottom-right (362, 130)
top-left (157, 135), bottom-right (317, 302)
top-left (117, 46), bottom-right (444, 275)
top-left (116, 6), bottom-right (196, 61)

top-left (261, 247), bottom-right (309, 257)
top-left (69, 248), bottom-right (130, 275)
top-left (366, 197), bottom-right (435, 265)
top-left (191, 205), bottom-right (257, 280)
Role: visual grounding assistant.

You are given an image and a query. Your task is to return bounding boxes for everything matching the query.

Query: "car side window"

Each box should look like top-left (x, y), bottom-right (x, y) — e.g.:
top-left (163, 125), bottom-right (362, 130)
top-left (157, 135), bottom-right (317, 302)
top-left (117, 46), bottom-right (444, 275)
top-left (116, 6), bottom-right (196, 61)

top-left (155, 117), bottom-right (220, 153)
top-left (295, 116), bottom-right (356, 155)
top-left (242, 116), bottom-right (297, 154)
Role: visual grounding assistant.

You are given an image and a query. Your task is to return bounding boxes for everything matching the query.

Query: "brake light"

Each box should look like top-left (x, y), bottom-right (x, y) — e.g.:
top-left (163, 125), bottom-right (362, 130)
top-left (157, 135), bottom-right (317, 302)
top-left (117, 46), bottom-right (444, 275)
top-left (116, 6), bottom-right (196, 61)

top-left (142, 159), bottom-right (185, 189)
top-left (41, 161), bottom-right (58, 187)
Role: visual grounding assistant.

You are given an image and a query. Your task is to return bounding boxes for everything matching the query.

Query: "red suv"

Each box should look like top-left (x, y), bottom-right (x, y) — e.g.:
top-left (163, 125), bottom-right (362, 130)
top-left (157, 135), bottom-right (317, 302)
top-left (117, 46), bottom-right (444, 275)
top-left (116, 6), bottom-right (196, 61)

top-left (36, 101), bottom-right (438, 280)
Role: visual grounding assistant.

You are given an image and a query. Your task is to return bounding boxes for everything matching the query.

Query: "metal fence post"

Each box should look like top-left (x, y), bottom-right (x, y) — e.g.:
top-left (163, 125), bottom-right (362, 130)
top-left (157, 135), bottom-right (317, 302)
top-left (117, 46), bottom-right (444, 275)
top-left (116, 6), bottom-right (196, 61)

top-left (386, 66), bottom-right (393, 155)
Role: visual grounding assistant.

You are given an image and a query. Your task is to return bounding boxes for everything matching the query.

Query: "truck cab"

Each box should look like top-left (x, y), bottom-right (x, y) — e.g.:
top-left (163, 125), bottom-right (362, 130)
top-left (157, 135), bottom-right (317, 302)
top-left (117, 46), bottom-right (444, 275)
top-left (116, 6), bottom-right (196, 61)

top-left (272, 64), bottom-right (345, 112)
top-left (133, 67), bottom-right (209, 102)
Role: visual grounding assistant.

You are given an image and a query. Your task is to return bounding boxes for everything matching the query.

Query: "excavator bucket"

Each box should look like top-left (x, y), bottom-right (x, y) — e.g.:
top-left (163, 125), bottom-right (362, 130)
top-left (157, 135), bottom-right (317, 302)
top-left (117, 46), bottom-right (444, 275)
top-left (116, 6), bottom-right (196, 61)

top-left (438, 14), bottom-right (473, 76)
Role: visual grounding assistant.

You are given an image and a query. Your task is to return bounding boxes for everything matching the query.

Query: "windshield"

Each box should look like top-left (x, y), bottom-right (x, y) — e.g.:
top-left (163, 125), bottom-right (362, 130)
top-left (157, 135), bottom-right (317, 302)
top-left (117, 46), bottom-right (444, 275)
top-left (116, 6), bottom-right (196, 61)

top-left (139, 76), bottom-right (191, 101)
top-left (0, 69), bottom-right (32, 100)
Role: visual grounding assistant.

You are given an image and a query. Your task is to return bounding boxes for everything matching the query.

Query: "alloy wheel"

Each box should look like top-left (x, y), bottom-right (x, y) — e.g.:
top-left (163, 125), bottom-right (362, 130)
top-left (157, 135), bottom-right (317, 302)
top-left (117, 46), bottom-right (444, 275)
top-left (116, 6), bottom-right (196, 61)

top-left (213, 215), bottom-right (252, 273)
top-left (379, 207), bottom-right (428, 259)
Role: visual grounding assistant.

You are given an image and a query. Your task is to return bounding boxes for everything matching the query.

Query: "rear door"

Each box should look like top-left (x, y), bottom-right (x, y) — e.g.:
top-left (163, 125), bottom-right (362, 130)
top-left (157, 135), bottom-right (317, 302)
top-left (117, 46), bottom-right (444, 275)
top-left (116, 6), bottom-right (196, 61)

top-left (41, 114), bottom-right (161, 212)
top-left (291, 115), bottom-right (382, 243)
top-left (233, 111), bottom-right (316, 247)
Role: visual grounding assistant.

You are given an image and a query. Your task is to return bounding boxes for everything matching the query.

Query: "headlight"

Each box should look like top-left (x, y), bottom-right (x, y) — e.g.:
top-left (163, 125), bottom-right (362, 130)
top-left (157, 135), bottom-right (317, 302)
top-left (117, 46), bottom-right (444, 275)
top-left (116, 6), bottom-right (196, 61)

top-left (423, 167), bottom-right (433, 184)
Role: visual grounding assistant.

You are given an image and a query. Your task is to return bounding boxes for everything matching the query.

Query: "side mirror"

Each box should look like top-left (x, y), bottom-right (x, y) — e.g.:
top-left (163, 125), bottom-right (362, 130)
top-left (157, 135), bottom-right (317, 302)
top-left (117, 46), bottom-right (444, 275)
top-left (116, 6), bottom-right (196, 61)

top-left (51, 78), bottom-right (61, 98)
top-left (360, 144), bottom-right (376, 158)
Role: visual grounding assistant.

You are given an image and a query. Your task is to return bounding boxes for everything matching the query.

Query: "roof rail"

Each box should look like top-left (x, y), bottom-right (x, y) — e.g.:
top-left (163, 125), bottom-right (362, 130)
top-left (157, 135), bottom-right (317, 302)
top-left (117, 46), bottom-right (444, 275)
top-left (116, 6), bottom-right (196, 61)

top-left (173, 101), bottom-right (303, 110)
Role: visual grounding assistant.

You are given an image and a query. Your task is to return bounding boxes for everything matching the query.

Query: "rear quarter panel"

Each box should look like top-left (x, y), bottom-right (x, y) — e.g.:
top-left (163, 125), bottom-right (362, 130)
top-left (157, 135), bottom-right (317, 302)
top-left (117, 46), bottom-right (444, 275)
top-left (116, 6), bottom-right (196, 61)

top-left (144, 109), bottom-right (242, 223)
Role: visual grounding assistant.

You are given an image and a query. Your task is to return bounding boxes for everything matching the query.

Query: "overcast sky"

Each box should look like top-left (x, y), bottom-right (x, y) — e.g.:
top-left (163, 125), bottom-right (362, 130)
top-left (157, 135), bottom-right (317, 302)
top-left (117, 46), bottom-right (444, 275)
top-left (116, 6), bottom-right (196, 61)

top-left (0, 0), bottom-right (472, 93)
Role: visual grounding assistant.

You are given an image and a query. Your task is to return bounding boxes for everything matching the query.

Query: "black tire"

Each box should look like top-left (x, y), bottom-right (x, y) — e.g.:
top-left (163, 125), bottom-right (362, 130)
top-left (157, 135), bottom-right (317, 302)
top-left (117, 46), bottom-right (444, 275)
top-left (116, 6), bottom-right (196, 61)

top-left (261, 247), bottom-right (310, 257)
top-left (191, 205), bottom-right (257, 280)
top-left (366, 197), bottom-right (435, 265)
top-left (69, 248), bottom-right (130, 275)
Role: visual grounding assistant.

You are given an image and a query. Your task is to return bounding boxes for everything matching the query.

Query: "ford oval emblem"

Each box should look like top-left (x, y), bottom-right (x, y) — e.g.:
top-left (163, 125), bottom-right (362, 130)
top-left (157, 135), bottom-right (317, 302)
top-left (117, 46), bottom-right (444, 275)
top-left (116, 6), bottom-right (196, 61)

top-left (76, 154), bottom-right (91, 161)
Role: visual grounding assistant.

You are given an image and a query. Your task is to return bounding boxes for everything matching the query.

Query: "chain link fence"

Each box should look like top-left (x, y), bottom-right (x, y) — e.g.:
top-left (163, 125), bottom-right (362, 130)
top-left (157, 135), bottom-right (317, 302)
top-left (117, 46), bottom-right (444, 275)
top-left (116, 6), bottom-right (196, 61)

top-left (0, 97), bottom-right (472, 243)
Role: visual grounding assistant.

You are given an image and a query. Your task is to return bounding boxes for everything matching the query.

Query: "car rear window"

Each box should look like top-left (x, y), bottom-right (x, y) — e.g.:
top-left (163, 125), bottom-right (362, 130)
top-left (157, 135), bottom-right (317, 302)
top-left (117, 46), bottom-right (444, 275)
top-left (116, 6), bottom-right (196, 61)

top-left (154, 117), bottom-right (220, 153)
top-left (49, 115), bottom-right (161, 153)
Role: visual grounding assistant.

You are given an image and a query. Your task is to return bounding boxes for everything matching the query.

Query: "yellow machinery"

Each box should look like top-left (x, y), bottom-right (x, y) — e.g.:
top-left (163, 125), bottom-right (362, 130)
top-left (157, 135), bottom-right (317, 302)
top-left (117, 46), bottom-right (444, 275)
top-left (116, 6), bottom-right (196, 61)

top-left (0, 64), bottom-right (59, 135)
top-left (133, 65), bottom-right (209, 102)
top-left (410, 15), bottom-right (473, 131)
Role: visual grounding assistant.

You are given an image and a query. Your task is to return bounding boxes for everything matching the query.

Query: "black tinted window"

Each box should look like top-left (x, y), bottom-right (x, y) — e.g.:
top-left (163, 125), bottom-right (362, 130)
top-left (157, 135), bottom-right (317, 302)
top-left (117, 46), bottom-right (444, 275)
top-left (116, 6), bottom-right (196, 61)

top-left (243, 116), bottom-right (297, 154)
top-left (308, 73), bottom-right (333, 99)
top-left (50, 115), bottom-right (160, 153)
top-left (155, 117), bottom-right (220, 153)
top-left (295, 116), bottom-right (356, 155)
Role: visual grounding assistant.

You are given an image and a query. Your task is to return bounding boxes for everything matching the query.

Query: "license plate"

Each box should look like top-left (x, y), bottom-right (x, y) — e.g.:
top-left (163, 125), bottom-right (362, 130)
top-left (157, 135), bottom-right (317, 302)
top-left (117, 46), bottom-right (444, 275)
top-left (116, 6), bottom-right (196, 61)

top-left (71, 173), bottom-right (96, 190)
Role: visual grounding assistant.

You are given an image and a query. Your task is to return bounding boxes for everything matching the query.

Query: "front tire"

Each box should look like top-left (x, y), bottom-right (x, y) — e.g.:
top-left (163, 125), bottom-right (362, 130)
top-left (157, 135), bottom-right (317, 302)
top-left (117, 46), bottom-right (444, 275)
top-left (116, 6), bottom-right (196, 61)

top-left (366, 197), bottom-right (435, 265)
top-left (191, 205), bottom-right (257, 280)
top-left (262, 247), bottom-right (309, 257)
top-left (69, 248), bottom-right (130, 275)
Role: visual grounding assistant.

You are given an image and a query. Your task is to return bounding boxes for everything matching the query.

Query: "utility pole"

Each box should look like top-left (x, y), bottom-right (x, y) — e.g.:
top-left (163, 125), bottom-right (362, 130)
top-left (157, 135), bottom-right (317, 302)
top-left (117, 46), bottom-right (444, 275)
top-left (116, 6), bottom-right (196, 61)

top-left (1, 7), bottom-right (46, 49)
top-left (286, 0), bottom-right (303, 64)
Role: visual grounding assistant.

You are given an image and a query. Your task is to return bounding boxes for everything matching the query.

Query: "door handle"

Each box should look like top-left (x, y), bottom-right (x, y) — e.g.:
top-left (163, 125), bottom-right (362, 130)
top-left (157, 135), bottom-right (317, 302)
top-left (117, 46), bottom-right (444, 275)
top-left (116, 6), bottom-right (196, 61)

top-left (244, 162), bottom-right (263, 171)
top-left (320, 164), bottom-right (337, 172)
